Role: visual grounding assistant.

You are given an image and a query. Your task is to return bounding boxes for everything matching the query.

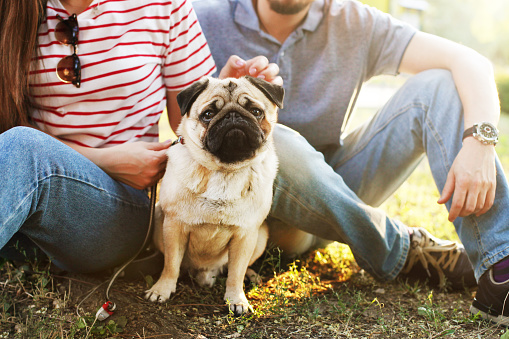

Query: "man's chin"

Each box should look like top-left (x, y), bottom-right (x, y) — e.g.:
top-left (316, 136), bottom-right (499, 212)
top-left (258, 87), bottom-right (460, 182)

top-left (267, 0), bottom-right (314, 15)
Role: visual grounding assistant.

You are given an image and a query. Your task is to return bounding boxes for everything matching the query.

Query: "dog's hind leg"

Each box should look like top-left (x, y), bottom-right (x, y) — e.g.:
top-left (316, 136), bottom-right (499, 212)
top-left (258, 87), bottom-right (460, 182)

top-left (196, 268), bottom-right (220, 287)
top-left (267, 218), bottom-right (331, 257)
top-left (249, 222), bottom-right (269, 265)
top-left (152, 203), bottom-right (165, 253)
top-left (245, 222), bottom-right (269, 285)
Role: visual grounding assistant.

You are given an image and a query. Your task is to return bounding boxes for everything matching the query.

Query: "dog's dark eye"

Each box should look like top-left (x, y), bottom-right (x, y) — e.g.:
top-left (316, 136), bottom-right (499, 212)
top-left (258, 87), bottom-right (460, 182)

top-left (250, 108), bottom-right (263, 118)
top-left (200, 111), bottom-right (215, 122)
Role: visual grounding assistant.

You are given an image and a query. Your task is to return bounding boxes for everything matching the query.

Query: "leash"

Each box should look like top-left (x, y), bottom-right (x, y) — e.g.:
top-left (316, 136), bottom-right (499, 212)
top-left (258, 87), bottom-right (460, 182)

top-left (91, 136), bottom-right (185, 322)
top-left (94, 185), bottom-right (157, 321)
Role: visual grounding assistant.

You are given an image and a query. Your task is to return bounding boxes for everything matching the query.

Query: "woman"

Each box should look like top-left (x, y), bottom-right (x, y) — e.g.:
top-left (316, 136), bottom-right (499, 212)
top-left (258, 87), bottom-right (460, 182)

top-left (0, 0), bottom-right (280, 272)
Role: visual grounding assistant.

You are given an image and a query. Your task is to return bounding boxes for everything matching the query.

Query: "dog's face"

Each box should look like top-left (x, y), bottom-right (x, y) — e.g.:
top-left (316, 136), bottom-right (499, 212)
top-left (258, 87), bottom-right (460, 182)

top-left (176, 76), bottom-right (284, 165)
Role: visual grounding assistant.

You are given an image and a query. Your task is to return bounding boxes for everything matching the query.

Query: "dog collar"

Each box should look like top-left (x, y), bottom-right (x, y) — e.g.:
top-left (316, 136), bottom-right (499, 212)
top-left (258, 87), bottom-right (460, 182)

top-left (170, 136), bottom-right (185, 146)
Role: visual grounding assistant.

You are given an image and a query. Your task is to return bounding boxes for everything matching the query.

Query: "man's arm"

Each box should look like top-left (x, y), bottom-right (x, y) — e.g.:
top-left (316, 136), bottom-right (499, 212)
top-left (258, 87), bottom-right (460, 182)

top-left (400, 31), bottom-right (499, 127)
top-left (166, 55), bottom-right (283, 134)
top-left (399, 31), bottom-right (500, 221)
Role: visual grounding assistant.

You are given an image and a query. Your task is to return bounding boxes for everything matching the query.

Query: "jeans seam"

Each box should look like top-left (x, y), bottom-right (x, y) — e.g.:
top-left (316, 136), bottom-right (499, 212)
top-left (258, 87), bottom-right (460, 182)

top-left (335, 102), bottom-right (428, 170)
top-left (479, 246), bottom-right (509, 278)
top-left (273, 185), bottom-right (333, 227)
top-left (423, 108), bottom-right (446, 167)
top-left (425, 110), bottom-right (487, 275)
top-left (3, 174), bottom-right (147, 230)
top-left (426, 108), bottom-right (488, 279)
top-left (2, 191), bottom-right (35, 235)
top-left (40, 173), bottom-right (148, 208)
top-left (390, 233), bottom-right (410, 280)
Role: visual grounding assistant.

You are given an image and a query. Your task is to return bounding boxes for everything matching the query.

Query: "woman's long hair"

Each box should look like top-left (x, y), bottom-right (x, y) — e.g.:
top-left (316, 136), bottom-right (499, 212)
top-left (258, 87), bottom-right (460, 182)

top-left (0, 0), bottom-right (47, 133)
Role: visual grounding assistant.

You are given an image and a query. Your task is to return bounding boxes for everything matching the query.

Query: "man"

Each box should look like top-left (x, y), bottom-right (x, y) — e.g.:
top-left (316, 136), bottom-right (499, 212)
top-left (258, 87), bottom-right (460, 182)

top-left (190, 0), bottom-right (509, 325)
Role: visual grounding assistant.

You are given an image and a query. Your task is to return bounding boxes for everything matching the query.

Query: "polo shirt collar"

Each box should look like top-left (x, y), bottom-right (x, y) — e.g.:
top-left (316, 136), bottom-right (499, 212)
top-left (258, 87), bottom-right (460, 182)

top-left (231, 0), bottom-right (325, 33)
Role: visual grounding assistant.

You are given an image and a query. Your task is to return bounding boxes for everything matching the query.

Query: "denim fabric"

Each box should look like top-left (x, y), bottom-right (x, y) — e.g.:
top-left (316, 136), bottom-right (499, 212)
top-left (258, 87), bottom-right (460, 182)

top-left (2, 70), bottom-right (508, 280)
top-left (270, 70), bottom-right (509, 281)
top-left (0, 127), bottom-right (150, 272)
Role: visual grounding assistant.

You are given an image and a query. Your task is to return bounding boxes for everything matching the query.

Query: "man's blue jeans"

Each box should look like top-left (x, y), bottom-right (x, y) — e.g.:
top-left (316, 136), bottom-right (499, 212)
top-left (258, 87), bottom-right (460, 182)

top-left (270, 70), bottom-right (509, 282)
top-left (1, 70), bottom-right (508, 280)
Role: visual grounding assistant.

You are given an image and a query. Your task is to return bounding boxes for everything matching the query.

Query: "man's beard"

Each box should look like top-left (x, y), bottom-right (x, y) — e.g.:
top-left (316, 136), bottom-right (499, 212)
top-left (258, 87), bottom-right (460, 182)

top-left (267, 0), bottom-right (314, 15)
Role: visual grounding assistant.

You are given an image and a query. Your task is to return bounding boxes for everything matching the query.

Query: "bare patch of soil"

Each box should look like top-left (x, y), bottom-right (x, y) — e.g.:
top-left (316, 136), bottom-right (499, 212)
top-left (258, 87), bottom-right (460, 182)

top-left (1, 249), bottom-right (505, 338)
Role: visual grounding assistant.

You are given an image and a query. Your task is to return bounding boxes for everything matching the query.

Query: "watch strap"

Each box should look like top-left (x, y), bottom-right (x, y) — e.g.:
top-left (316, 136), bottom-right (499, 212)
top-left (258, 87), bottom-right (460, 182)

top-left (462, 126), bottom-right (475, 140)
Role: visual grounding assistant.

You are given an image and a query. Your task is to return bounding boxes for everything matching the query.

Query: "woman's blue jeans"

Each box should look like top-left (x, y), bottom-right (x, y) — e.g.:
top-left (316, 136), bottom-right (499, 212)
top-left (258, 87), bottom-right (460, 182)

top-left (0, 128), bottom-right (151, 272)
top-left (1, 70), bottom-right (508, 280)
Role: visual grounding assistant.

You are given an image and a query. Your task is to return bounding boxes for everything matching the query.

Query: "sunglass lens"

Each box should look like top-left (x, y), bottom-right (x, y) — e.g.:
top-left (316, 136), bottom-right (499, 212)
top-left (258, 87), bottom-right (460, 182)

top-left (55, 16), bottom-right (79, 45)
top-left (57, 54), bottom-right (81, 88)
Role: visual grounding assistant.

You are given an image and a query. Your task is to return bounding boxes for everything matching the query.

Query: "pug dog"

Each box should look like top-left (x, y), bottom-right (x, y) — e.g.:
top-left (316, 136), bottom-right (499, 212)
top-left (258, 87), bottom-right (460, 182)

top-left (145, 76), bottom-right (284, 316)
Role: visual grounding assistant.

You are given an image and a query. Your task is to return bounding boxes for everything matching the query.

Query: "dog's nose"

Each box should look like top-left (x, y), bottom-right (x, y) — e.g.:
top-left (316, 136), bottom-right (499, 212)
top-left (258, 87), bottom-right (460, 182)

top-left (225, 111), bottom-right (241, 121)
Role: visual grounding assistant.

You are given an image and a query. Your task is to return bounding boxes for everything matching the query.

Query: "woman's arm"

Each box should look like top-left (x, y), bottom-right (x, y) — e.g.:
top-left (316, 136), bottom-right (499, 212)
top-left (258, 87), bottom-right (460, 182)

top-left (60, 139), bottom-right (171, 190)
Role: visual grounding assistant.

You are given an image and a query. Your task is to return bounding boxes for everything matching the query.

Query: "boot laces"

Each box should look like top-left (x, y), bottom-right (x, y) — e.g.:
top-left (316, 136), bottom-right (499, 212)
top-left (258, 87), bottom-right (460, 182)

top-left (402, 229), bottom-right (461, 288)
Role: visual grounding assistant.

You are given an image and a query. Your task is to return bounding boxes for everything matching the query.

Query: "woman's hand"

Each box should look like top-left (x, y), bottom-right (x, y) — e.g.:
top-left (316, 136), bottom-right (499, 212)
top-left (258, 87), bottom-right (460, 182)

top-left (219, 55), bottom-right (283, 85)
top-left (96, 140), bottom-right (172, 190)
top-left (438, 137), bottom-right (497, 221)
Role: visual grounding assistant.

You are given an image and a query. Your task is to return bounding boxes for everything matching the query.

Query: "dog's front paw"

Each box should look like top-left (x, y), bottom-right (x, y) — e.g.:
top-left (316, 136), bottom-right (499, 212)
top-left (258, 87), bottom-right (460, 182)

top-left (145, 278), bottom-right (176, 303)
top-left (224, 291), bottom-right (251, 316)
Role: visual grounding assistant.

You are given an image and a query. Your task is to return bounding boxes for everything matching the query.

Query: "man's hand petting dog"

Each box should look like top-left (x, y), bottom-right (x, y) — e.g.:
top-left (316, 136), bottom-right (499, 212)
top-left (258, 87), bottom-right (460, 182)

top-left (145, 76), bottom-right (284, 316)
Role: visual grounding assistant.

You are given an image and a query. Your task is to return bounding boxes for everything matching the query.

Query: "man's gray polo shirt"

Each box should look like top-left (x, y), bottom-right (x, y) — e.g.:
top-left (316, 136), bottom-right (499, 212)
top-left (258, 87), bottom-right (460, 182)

top-left (194, 0), bottom-right (417, 149)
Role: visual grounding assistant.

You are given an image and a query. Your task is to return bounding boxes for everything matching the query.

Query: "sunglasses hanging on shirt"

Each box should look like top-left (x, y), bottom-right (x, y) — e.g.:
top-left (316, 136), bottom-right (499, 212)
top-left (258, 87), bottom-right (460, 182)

top-left (55, 13), bottom-right (81, 88)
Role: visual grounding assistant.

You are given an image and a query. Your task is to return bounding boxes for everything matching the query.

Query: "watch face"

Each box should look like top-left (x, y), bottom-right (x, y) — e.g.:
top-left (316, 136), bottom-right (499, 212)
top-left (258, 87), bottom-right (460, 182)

top-left (476, 122), bottom-right (499, 143)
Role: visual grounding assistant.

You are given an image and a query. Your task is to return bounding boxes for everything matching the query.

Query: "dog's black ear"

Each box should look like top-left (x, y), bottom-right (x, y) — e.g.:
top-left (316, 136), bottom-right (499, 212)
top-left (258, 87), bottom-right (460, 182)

top-left (177, 77), bottom-right (210, 116)
top-left (245, 76), bottom-right (285, 109)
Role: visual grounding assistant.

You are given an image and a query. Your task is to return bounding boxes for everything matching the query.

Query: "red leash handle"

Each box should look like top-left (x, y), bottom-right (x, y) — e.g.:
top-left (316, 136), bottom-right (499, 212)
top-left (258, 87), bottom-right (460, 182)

top-left (95, 301), bottom-right (116, 321)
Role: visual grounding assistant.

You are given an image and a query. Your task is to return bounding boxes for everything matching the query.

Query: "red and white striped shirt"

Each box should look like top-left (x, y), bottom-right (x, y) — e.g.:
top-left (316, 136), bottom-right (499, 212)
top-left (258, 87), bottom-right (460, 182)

top-left (29, 0), bottom-right (216, 148)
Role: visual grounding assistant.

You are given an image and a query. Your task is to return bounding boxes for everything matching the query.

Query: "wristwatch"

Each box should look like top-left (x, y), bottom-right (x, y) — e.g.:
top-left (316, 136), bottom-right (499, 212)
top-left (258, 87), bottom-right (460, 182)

top-left (462, 122), bottom-right (499, 145)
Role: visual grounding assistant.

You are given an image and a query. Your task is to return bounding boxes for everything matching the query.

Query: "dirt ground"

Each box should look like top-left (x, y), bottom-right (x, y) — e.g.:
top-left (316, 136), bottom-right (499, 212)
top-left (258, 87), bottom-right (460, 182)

top-left (2, 248), bottom-right (506, 338)
top-left (53, 273), bottom-right (497, 338)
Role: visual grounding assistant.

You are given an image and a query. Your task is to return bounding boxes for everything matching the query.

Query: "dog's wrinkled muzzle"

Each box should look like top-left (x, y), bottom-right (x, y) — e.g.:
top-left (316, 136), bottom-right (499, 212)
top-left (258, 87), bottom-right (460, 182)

top-left (205, 111), bottom-right (264, 163)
